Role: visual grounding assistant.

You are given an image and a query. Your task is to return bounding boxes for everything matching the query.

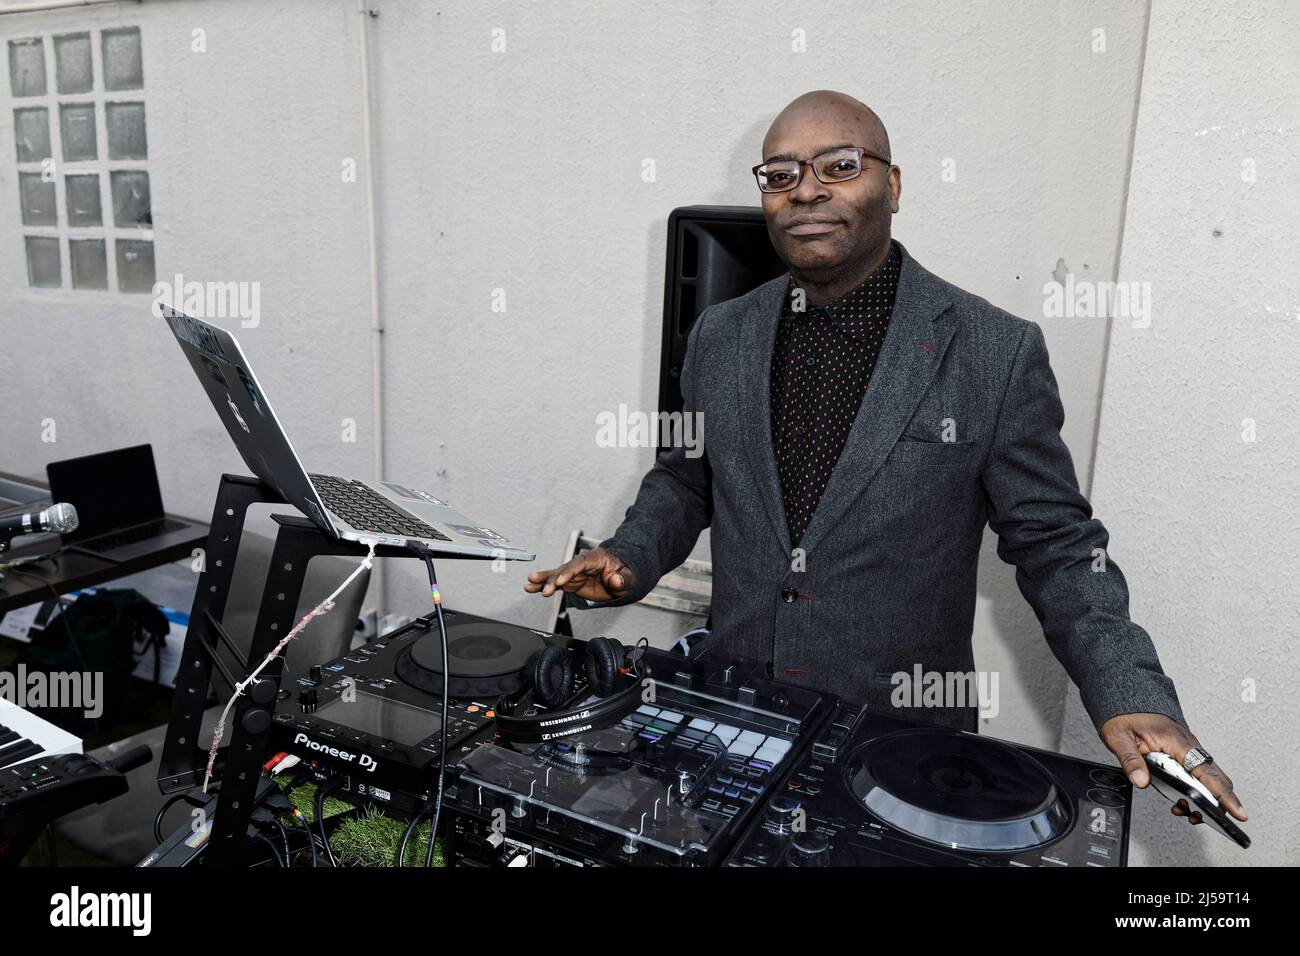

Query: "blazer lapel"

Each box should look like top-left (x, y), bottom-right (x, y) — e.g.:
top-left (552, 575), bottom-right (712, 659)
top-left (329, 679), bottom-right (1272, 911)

top-left (797, 241), bottom-right (957, 556)
top-left (736, 272), bottom-right (794, 557)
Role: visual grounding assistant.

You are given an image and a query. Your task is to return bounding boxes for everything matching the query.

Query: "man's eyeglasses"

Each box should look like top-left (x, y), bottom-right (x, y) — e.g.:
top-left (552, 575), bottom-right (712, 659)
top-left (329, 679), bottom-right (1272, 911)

top-left (752, 146), bottom-right (892, 193)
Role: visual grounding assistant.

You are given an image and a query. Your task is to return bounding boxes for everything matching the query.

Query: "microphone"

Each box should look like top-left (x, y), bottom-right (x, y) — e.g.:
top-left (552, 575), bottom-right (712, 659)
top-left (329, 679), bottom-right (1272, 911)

top-left (0, 502), bottom-right (79, 537)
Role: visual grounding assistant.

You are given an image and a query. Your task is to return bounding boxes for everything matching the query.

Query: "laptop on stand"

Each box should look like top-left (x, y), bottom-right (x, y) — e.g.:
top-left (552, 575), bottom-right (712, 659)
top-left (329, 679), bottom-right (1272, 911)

top-left (161, 306), bottom-right (533, 561)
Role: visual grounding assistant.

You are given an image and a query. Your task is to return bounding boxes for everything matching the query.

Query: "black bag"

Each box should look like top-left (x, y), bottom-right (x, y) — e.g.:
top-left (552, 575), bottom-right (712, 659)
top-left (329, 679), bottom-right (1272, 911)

top-left (18, 588), bottom-right (169, 737)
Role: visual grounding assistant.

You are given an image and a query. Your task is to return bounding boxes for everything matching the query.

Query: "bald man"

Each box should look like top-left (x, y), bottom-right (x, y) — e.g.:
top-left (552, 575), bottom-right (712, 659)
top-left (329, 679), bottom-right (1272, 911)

top-left (526, 91), bottom-right (1244, 824)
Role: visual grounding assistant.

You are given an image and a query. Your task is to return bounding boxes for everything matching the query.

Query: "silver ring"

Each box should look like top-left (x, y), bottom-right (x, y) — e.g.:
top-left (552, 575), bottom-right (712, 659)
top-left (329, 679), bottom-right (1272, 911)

top-left (1183, 747), bottom-right (1212, 772)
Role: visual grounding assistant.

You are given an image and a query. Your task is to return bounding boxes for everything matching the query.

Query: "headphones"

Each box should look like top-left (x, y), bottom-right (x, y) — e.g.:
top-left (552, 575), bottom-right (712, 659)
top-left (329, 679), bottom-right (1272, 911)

top-left (493, 636), bottom-right (650, 744)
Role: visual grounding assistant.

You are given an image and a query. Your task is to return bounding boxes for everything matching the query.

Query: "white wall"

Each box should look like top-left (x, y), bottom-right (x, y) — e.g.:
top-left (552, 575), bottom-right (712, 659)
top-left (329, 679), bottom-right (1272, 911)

top-left (4, 0), bottom-right (1281, 866)
top-left (1, 0), bottom-right (1147, 752)
top-left (1059, 0), bottom-right (1299, 868)
top-left (365, 0), bottom-right (1149, 752)
top-left (0, 0), bottom-right (378, 561)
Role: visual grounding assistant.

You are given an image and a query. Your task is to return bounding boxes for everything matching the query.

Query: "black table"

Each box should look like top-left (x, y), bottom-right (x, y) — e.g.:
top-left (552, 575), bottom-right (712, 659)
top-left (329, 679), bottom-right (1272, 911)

top-left (0, 469), bottom-right (209, 617)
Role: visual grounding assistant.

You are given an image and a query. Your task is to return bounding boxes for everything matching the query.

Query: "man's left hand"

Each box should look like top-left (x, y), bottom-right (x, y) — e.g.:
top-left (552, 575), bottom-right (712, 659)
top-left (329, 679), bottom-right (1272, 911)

top-left (1098, 712), bottom-right (1247, 823)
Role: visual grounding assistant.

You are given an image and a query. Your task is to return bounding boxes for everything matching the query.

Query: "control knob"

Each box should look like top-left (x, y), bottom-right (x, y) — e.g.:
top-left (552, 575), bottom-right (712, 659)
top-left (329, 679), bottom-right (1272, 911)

top-left (789, 830), bottom-right (830, 867)
top-left (767, 794), bottom-right (801, 835)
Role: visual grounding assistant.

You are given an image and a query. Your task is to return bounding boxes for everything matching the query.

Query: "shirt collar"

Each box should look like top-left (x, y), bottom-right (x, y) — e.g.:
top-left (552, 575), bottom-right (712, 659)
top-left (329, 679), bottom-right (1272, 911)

top-left (783, 240), bottom-right (902, 341)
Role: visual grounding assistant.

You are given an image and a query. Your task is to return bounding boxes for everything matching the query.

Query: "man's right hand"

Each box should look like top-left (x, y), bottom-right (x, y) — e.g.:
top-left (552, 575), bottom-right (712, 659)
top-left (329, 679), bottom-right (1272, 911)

top-left (523, 547), bottom-right (635, 603)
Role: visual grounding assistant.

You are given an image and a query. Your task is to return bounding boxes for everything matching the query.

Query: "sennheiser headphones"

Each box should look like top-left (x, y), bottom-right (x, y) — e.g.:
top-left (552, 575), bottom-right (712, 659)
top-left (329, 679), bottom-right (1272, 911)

top-left (493, 636), bottom-right (650, 744)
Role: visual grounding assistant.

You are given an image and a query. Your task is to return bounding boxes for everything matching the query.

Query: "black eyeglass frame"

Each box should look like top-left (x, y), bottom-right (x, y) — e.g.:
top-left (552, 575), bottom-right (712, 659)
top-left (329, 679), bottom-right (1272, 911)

top-left (752, 146), bottom-right (893, 193)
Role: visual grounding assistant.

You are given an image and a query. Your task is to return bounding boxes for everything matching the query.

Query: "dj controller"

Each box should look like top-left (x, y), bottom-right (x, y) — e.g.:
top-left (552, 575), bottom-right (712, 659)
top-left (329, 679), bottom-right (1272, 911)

top-left (724, 701), bottom-right (1131, 867)
top-left (442, 652), bottom-right (827, 867)
top-left (271, 610), bottom-right (1134, 867)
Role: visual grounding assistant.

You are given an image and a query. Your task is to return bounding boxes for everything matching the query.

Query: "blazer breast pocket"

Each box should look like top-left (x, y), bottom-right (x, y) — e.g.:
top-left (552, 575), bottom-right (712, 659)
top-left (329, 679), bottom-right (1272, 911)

top-left (886, 437), bottom-right (980, 472)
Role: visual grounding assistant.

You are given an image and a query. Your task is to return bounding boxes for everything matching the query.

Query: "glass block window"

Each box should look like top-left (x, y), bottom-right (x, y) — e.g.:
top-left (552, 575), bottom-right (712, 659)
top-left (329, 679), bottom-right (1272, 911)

top-left (105, 101), bottom-right (147, 159)
top-left (59, 102), bottom-right (97, 161)
top-left (101, 28), bottom-right (143, 91)
top-left (71, 238), bottom-right (108, 289)
top-left (8, 38), bottom-right (45, 97)
top-left (66, 173), bottom-right (102, 226)
top-left (25, 236), bottom-right (60, 287)
top-left (8, 27), bottom-right (153, 293)
top-left (19, 172), bottom-right (56, 225)
top-left (14, 107), bottom-right (50, 162)
top-left (54, 33), bottom-right (92, 95)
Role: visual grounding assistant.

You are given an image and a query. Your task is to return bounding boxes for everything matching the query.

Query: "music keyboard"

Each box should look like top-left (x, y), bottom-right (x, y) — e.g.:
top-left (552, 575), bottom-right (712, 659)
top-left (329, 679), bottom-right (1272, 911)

top-left (0, 698), bottom-right (81, 769)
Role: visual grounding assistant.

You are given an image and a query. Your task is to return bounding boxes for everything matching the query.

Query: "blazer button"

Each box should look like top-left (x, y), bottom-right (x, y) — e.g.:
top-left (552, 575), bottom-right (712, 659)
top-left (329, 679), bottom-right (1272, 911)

top-left (781, 587), bottom-right (798, 603)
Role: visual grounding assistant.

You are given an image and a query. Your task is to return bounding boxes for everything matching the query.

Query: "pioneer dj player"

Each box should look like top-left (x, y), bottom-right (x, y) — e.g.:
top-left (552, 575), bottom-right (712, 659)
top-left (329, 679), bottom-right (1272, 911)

top-left (726, 701), bottom-right (1133, 867)
top-left (271, 608), bottom-right (573, 814)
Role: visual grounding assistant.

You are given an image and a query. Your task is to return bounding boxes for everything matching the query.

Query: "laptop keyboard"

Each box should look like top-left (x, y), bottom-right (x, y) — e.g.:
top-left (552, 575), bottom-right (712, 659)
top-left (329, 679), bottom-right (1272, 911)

top-left (309, 474), bottom-right (451, 541)
top-left (79, 517), bottom-right (188, 553)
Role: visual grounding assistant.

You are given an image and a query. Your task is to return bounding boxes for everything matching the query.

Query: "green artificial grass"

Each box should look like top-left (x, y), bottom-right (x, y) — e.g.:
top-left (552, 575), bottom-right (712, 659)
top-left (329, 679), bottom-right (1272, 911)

top-left (272, 774), bottom-right (445, 867)
top-left (274, 776), bottom-right (353, 825)
top-left (333, 806), bottom-right (445, 868)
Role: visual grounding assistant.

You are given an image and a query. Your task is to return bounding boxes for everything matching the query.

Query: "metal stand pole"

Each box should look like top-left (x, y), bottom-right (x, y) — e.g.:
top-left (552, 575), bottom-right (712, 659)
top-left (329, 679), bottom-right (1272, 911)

top-left (158, 473), bottom-right (413, 866)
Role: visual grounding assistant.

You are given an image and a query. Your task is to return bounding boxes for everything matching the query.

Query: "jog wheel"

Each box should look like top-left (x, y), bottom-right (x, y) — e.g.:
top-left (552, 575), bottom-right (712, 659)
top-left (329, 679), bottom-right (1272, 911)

top-left (395, 619), bottom-right (545, 698)
top-left (844, 728), bottom-right (1073, 852)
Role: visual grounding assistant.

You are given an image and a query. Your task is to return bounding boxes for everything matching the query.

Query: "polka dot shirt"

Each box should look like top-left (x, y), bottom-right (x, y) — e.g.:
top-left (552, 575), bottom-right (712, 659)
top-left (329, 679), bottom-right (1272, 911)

top-left (770, 240), bottom-right (902, 547)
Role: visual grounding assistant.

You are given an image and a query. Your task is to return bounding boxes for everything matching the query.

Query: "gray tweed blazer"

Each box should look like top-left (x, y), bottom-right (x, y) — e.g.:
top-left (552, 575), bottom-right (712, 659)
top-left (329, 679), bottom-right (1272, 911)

top-left (587, 240), bottom-right (1184, 732)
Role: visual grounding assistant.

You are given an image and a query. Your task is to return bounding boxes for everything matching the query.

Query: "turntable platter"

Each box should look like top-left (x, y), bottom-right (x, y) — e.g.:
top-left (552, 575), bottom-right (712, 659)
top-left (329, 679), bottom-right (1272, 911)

top-left (844, 728), bottom-right (1073, 852)
top-left (395, 619), bottom-right (545, 698)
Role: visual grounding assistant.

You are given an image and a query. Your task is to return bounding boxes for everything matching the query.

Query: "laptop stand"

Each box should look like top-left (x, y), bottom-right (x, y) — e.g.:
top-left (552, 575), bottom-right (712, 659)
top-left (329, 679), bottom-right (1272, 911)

top-left (157, 473), bottom-right (464, 866)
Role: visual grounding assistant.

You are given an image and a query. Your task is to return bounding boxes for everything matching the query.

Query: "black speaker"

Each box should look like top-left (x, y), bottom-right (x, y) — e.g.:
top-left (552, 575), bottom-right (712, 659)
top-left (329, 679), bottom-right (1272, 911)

top-left (657, 206), bottom-right (788, 421)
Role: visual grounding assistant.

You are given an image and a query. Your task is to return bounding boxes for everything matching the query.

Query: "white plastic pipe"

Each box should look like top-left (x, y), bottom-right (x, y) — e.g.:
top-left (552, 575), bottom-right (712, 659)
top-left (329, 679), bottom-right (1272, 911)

top-left (358, 0), bottom-right (387, 609)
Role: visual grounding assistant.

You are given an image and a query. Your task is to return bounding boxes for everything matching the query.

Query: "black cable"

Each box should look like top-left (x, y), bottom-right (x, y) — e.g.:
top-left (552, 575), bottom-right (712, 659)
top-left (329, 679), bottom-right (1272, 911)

top-left (316, 778), bottom-right (341, 867)
top-left (424, 568), bottom-right (449, 868)
top-left (397, 809), bottom-right (420, 868)
top-left (273, 819), bottom-right (292, 868)
top-left (3, 565), bottom-right (89, 673)
top-left (0, 545), bottom-right (65, 567)
top-left (287, 827), bottom-right (322, 861)
top-left (280, 771), bottom-right (321, 867)
top-left (393, 545), bottom-right (449, 868)
top-left (294, 812), bottom-right (319, 868)
top-left (267, 782), bottom-right (322, 868)
top-left (418, 551), bottom-right (450, 867)
top-left (152, 792), bottom-right (192, 843)
top-left (253, 832), bottom-right (284, 867)
top-left (152, 782), bottom-right (220, 845)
